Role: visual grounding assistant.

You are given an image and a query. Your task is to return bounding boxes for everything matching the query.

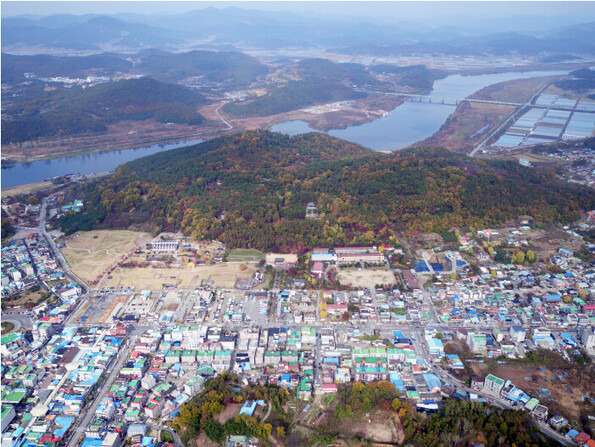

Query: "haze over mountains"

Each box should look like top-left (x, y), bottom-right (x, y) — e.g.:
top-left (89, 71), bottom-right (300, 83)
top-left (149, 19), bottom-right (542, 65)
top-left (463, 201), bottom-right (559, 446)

top-left (2, 7), bottom-right (595, 55)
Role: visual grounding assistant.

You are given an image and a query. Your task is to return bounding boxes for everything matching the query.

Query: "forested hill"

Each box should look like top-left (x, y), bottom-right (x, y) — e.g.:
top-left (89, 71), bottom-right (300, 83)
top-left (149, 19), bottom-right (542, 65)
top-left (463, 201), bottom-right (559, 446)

top-left (2, 78), bottom-right (209, 144)
top-left (61, 131), bottom-right (595, 251)
top-left (223, 58), bottom-right (374, 118)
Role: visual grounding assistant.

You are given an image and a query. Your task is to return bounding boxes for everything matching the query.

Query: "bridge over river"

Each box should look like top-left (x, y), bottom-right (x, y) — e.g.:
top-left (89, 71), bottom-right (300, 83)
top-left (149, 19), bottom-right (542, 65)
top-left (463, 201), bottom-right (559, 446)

top-left (359, 89), bottom-right (524, 107)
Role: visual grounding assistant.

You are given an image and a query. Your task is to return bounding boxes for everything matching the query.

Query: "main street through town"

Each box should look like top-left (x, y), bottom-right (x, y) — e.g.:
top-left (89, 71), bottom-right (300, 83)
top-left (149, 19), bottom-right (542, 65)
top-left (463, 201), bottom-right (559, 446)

top-left (65, 328), bottom-right (142, 447)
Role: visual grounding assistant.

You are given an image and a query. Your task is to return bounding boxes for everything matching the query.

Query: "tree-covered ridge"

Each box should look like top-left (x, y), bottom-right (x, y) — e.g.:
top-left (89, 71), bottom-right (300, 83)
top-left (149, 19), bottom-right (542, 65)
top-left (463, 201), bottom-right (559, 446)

top-left (171, 372), bottom-right (289, 445)
top-left (1, 52), bottom-right (133, 83)
top-left (222, 58), bottom-right (376, 118)
top-left (369, 64), bottom-right (447, 90)
top-left (293, 58), bottom-right (377, 85)
top-left (117, 130), bottom-right (372, 180)
top-left (62, 131), bottom-right (595, 251)
top-left (2, 78), bottom-right (209, 143)
top-left (223, 79), bottom-right (366, 118)
top-left (136, 50), bottom-right (270, 86)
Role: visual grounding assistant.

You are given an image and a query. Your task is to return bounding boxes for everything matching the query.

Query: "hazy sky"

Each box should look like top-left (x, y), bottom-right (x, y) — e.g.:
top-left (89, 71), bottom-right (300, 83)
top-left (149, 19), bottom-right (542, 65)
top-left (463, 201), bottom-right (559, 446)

top-left (3, 1), bottom-right (595, 20)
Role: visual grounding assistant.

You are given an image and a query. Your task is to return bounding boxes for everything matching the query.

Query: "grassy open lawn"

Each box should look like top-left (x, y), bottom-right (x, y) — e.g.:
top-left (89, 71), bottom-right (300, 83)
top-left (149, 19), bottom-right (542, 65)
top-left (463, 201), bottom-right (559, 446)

top-left (471, 75), bottom-right (560, 103)
top-left (61, 230), bottom-right (152, 283)
top-left (227, 249), bottom-right (265, 262)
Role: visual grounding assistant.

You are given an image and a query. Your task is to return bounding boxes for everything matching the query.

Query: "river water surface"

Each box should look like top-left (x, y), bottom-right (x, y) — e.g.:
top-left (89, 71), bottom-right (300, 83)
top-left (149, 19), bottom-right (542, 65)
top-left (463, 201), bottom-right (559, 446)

top-left (2, 70), bottom-right (567, 188)
top-left (1, 139), bottom-right (203, 189)
top-left (272, 70), bottom-right (567, 151)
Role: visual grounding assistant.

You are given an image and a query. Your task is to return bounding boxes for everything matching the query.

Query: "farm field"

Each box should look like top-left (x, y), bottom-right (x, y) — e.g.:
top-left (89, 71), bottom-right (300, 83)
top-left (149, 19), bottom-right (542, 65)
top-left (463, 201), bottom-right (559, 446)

top-left (102, 263), bottom-right (258, 289)
top-left (61, 230), bottom-right (152, 283)
top-left (337, 268), bottom-right (396, 289)
top-left (226, 249), bottom-right (265, 262)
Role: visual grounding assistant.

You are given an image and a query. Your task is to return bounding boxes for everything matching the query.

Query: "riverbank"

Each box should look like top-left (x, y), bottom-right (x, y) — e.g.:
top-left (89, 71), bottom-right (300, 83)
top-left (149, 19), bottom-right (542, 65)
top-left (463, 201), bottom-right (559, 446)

top-left (2, 171), bottom-right (114, 199)
top-left (1, 180), bottom-right (55, 199)
top-left (411, 75), bottom-right (562, 154)
top-left (212, 94), bottom-right (407, 133)
top-left (1, 119), bottom-right (224, 163)
top-left (1, 95), bottom-right (404, 164)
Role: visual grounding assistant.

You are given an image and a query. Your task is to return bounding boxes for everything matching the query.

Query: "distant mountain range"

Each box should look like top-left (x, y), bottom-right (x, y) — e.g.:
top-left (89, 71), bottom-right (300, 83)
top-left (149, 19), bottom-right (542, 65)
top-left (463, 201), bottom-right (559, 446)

top-left (2, 9), bottom-right (594, 55)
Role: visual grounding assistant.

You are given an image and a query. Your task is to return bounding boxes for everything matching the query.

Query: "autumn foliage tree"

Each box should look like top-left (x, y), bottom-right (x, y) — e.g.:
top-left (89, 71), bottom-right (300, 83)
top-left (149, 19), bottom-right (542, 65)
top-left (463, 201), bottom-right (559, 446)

top-left (61, 131), bottom-right (595, 250)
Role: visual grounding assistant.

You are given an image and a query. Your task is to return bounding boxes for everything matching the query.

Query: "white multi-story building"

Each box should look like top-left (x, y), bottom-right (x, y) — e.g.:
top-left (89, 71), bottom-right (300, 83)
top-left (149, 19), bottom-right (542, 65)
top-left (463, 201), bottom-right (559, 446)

top-left (151, 240), bottom-right (179, 252)
top-left (510, 326), bottom-right (526, 343)
top-left (467, 333), bottom-right (487, 352)
top-left (578, 326), bottom-right (595, 350)
top-left (483, 374), bottom-right (505, 396)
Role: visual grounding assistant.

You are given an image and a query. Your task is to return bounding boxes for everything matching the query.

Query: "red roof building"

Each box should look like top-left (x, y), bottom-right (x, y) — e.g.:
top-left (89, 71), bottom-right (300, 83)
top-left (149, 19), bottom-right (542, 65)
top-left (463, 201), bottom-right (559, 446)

top-left (320, 383), bottom-right (337, 394)
top-left (576, 433), bottom-right (591, 445)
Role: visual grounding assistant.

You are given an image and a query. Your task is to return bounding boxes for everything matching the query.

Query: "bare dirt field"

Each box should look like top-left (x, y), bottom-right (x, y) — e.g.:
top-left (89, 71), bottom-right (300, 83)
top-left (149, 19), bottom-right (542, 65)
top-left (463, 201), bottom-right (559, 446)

top-left (340, 410), bottom-right (404, 445)
top-left (472, 361), bottom-right (593, 421)
top-left (61, 230), bottom-right (152, 284)
top-left (337, 268), bottom-right (396, 289)
top-left (215, 403), bottom-right (241, 424)
top-left (525, 227), bottom-right (585, 260)
top-left (477, 146), bottom-right (565, 167)
top-left (194, 432), bottom-right (219, 447)
top-left (103, 263), bottom-right (258, 289)
top-left (99, 295), bottom-right (127, 324)
top-left (313, 409), bottom-right (404, 445)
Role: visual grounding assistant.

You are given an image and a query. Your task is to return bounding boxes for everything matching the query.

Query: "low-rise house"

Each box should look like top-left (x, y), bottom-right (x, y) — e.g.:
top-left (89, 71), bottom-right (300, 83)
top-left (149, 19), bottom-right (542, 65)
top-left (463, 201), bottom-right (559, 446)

top-left (549, 415), bottom-right (568, 431)
top-left (471, 377), bottom-right (485, 390)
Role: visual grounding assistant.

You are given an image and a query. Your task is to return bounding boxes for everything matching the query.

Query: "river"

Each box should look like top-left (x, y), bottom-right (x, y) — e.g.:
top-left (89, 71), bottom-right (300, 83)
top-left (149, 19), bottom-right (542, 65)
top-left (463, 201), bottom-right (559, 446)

top-left (1, 139), bottom-right (203, 189)
top-left (272, 70), bottom-right (567, 151)
top-left (2, 70), bottom-right (567, 189)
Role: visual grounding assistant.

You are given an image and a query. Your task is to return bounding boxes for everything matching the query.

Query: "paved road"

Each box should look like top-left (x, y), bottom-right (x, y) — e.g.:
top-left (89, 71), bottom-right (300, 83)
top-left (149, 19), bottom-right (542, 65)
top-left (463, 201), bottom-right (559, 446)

top-left (148, 424), bottom-right (183, 447)
top-left (66, 334), bottom-right (136, 447)
top-left (40, 199), bottom-right (89, 291)
top-left (1, 313), bottom-right (34, 332)
top-left (215, 103), bottom-right (233, 130)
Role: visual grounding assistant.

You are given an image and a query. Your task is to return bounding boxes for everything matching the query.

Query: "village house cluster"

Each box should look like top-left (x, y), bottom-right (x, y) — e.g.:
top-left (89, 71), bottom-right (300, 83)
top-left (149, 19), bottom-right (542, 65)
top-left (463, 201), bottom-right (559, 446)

top-left (2, 203), bottom-right (595, 447)
top-left (2, 233), bottom-right (81, 305)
